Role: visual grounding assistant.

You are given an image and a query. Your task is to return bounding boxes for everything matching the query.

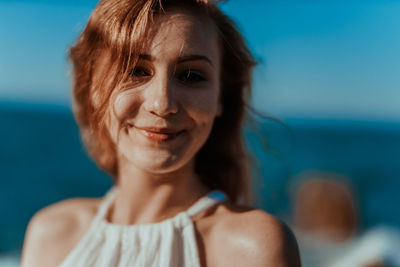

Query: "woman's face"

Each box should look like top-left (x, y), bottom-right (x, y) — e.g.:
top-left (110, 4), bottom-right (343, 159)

top-left (105, 10), bottom-right (222, 174)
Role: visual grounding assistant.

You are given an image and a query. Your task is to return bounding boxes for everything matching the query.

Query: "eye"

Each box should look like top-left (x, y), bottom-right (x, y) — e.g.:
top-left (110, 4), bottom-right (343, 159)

top-left (129, 66), bottom-right (152, 77)
top-left (177, 69), bottom-right (206, 83)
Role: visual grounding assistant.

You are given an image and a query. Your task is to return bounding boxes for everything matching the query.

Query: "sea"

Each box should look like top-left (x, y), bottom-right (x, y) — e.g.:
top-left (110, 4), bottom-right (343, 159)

top-left (1, 101), bottom-right (399, 253)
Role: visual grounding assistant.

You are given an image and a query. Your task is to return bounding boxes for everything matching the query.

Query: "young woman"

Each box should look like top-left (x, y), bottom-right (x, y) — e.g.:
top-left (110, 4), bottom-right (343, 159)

top-left (21, 0), bottom-right (301, 266)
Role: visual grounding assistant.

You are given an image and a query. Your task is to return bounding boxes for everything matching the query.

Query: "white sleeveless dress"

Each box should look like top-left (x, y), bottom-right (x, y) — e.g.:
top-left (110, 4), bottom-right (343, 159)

top-left (59, 187), bottom-right (227, 267)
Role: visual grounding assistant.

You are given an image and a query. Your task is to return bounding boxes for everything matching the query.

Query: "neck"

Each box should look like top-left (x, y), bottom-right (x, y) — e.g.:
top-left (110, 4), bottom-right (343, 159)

top-left (108, 157), bottom-right (209, 225)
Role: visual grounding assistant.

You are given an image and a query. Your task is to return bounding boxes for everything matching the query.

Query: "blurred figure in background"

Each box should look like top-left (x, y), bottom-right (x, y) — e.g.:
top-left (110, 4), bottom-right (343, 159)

top-left (294, 175), bottom-right (357, 242)
top-left (292, 171), bottom-right (400, 267)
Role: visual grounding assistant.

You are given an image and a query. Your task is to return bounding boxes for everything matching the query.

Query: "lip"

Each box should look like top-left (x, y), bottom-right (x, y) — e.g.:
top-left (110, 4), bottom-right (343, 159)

top-left (133, 126), bottom-right (185, 142)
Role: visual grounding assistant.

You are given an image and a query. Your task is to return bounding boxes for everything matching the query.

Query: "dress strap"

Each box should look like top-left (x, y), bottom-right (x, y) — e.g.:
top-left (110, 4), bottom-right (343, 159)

top-left (186, 190), bottom-right (227, 218)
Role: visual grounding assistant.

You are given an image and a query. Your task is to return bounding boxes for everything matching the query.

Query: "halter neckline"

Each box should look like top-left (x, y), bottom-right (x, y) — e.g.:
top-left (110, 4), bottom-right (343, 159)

top-left (95, 186), bottom-right (227, 229)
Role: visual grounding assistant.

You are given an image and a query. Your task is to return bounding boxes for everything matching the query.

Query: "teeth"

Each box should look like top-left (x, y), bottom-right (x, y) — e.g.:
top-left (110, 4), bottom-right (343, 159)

top-left (138, 129), bottom-right (151, 136)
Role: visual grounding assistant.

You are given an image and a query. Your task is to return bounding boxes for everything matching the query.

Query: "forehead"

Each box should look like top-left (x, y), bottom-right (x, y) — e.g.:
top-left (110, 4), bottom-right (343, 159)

top-left (144, 10), bottom-right (220, 61)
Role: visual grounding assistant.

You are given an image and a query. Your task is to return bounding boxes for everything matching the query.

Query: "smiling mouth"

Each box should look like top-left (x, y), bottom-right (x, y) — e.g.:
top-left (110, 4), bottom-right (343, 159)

top-left (132, 126), bottom-right (185, 142)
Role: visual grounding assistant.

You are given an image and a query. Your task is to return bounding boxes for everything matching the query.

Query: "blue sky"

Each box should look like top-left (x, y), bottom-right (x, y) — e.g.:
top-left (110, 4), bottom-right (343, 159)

top-left (1, 0), bottom-right (399, 120)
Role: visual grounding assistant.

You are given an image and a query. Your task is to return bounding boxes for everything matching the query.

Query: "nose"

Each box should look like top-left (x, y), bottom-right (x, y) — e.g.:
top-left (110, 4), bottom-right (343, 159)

top-left (143, 72), bottom-right (178, 117)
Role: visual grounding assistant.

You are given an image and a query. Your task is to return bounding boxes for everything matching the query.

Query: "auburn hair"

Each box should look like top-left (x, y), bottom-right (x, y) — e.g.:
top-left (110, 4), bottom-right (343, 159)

top-left (69, 0), bottom-right (256, 204)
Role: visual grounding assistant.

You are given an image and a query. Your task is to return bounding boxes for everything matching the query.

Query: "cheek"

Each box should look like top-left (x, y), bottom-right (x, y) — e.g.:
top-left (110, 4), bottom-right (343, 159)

top-left (113, 90), bottom-right (142, 118)
top-left (106, 90), bottom-right (142, 141)
top-left (181, 88), bottom-right (220, 123)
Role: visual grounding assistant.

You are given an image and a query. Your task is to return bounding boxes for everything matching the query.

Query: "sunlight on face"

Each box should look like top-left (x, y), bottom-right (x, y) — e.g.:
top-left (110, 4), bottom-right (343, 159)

top-left (106, 10), bottom-right (222, 174)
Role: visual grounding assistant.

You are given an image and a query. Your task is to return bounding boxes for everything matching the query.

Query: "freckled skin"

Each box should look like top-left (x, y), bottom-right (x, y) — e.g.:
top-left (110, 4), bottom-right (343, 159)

top-left (106, 11), bottom-right (222, 174)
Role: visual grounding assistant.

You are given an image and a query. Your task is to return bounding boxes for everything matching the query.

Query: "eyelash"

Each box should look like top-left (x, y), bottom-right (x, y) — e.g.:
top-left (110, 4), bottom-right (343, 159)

top-left (128, 66), bottom-right (207, 84)
top-left (176, 69), bottom-right (206, 84)
top-left (129, 66), bottom-right (152, 78)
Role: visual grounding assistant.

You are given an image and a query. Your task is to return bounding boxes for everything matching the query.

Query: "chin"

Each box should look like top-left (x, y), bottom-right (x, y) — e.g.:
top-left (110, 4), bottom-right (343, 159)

top-left (119, 148), bottom-right (194, 175)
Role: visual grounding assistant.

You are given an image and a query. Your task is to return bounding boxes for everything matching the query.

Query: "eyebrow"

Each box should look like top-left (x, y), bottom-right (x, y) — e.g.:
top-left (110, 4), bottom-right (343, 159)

top-left (139, 54), bottom-right (214, 67)
top-left (178, 55), bottom-right (213, 66)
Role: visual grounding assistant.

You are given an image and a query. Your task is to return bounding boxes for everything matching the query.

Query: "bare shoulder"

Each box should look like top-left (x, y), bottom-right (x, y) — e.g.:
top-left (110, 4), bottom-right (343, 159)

top-left (20, 197), bottom-right (101, 267)
top-left (199, 203), bottom-right (301, 267)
